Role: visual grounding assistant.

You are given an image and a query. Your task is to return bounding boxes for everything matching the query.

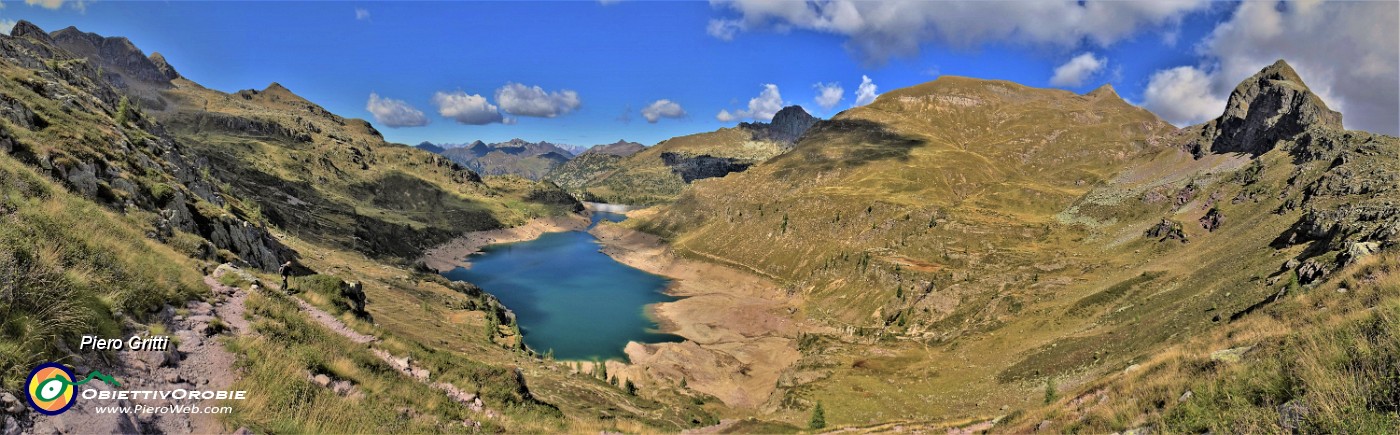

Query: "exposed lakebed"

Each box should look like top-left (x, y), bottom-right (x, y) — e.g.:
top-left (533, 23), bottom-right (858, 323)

top-left (441, 211), bottom-right (683, 360)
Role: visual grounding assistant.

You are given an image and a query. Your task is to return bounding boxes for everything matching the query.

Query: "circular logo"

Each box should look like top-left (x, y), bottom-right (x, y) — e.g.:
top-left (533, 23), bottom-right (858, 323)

top-left (25, 362), bottom-right (77, 415)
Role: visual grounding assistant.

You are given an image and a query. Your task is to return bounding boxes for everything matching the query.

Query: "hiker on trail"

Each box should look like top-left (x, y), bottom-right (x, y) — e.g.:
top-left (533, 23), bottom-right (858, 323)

top-left (279, 260), bottom-right (293, 291)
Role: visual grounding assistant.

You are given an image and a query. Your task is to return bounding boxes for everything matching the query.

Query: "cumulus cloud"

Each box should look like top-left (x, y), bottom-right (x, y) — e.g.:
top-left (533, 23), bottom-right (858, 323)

top-left (1049, 52), bottom-right (1107, 87)
top-left (1141, 1), bottom-right (1399, 134)
top-left (1141, 66), bottom-right (1226, 126)
top-left (641, 99), bottom-right (686, 123)
top-left (716, 84), bottom-right (785, 122)
top-left (365, 93), bottom-right (429, 128)
top-left (355, 7), bottom-right (370, 20)
top-left (25, 0), bottom-right (66, 9)
top-left (432, 91), bottom-right (503, 125)
top-left (0, 20), bottom-right (15, 35)
top-left (495, 83), bottom-right (581, 118)
top-left (813, 82), bottom-right (844, 110)
top-left (708, 0), bottom-right (1210, 64)
top-left (854, 75), bottom-right (878, 106)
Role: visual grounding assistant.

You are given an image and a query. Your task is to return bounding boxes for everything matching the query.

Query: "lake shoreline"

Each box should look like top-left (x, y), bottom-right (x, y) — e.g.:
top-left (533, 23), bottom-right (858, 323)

top-left (588, 222), bottom-right (804, 410)
top-left (420, 214), bottom-right (591, 273)
top-left (423, 211), bottom-right (805, 410)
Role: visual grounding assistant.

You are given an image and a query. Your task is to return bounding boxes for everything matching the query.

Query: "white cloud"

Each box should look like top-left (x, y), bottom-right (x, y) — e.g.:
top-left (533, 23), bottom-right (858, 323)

top-left (495, 83), bottom-right (581, 118)
top-left (716, 84), bottom-right (785, 122)
top-left (1141, 66), bottom-right (1226, 126)
top-left (708, 0), bottom-right (1210, 64)
top-left (813, 82), bottom-right (844, 110)
top-left (1141, 1), bottom-right (1399, 134)
top-left (366, 93), bottom-right (429, 128)
top-left (707, 19), bottom-right (743, 41)
top-left (1049, 52), bottom-right (1107, 87)
top-left (432, 91), bottom-right (503, 125)
top-left (355, 7), bottom-right (371, 21)
top-left (0, 20), bottom-right (15, 35)
top-left (641, 99), bottom-right (686, 123)
top-left (25, 0), bottom-right (66, 9)
top-left (716, 109), bottom-right (738, 122)
top-left (854, 75), bottom-right (878, 106)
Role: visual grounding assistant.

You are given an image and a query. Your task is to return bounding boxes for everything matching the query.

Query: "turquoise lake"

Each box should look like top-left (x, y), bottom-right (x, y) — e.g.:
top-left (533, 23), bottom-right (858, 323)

top-left (441, 212), bottom-right (683, 360)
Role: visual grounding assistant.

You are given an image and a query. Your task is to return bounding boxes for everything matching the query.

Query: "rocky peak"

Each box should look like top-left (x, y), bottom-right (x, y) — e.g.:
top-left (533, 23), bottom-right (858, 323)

top-left (771, 105), bottom-right (819, 138)
top-left (741, 105), bottom-right (820, 144)
top-left (148, 52), bottom-right (180, 80)
top-left (9, 20), bottom-right (52, 42)
top-left (1195, 59), bottom-right (1343, 156)
top-left (1087, 84), bottom-right (1118, 99)
top-left (49, 26), bottom-right (172, 86)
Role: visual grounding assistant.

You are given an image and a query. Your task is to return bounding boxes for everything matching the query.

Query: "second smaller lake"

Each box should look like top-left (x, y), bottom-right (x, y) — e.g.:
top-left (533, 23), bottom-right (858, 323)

top-left (442, 212), bottom-right (683, 360)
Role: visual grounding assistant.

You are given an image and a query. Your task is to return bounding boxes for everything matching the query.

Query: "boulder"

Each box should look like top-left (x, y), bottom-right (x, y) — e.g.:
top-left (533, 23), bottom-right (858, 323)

top-left (1145, 219), bottom-right (1188, 243)
top-left (1200, 208), bottom-right (1225, 232)
top-left (0, 392), bottom-right (23, 414)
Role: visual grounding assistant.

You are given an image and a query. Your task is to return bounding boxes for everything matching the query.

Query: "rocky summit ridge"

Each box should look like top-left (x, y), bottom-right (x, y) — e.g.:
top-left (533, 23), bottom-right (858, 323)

top-left (1186, 59), bottom-right (1344, 156)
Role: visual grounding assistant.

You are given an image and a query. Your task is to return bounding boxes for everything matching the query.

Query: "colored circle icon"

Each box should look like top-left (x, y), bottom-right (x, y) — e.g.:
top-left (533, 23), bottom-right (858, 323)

top-left (25, 363), bottom-right (77, 415)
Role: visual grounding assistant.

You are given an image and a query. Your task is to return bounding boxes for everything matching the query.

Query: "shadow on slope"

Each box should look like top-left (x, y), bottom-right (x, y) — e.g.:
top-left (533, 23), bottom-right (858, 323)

top-left (771, 119), bottom-right (926, 177)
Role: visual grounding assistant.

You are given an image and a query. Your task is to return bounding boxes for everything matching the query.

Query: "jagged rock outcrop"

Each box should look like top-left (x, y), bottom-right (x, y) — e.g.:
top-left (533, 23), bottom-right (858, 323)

top-left (173, 111), bottom-right (312, 143)
top-left (1186, 60), bottom-right (1343, 157)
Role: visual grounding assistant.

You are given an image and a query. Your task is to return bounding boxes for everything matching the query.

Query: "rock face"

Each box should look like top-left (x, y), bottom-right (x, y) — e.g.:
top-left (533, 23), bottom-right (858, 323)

top-left (661, 152), bottom-right (753, 183)
top-left (1187, 60), bottom-right (1343, 156)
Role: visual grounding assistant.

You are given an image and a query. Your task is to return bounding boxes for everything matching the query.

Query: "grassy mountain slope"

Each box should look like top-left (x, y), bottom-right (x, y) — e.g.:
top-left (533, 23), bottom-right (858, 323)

top-left (147, 81), bottom-right (580, 260)
top-left (629, 64), bottom-right (1397, 427)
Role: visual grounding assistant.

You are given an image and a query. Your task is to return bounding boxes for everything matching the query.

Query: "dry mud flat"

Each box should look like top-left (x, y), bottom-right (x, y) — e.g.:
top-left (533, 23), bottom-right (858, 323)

top-left (590, 223), bottom-right (805, 410)
top-left (420, 215), bottom-right (590, 273)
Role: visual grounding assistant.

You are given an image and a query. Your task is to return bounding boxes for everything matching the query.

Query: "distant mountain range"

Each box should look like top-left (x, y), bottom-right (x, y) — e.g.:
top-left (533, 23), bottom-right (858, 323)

top-left (415, 138), bottom-right (649, 181)
top-left (547, 105), bottom-right (820, 204)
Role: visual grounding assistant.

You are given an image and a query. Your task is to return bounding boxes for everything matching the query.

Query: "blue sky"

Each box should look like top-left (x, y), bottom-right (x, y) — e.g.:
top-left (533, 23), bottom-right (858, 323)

top-left (3, 1), bottom-right (1396, 146)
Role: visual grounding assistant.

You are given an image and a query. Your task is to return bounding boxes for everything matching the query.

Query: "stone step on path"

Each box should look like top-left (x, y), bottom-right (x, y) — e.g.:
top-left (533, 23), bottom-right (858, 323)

top-left (275, 282), bottom-right (498, 427)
